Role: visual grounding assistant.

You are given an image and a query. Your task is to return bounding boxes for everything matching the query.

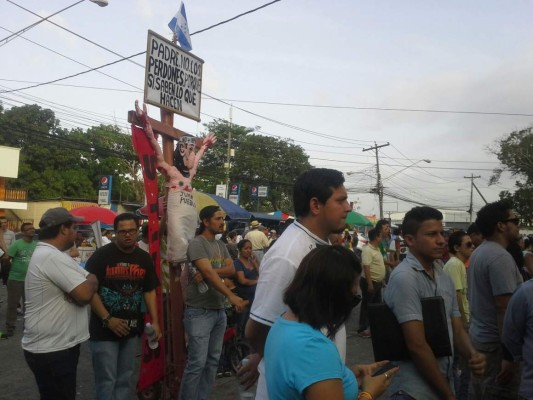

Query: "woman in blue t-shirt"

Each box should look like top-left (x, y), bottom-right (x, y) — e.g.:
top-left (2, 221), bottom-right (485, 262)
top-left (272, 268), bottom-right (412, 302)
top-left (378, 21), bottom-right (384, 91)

top-left (264, 245), bottom-right (398, 400)
top-left (234, 239), bottom-right (259, 335)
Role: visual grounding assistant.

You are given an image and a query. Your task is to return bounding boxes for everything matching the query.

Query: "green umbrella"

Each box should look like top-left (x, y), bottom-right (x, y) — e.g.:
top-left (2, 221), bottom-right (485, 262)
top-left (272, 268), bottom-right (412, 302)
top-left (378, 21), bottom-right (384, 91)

top-left (345, 211), bottom-right (373, 227)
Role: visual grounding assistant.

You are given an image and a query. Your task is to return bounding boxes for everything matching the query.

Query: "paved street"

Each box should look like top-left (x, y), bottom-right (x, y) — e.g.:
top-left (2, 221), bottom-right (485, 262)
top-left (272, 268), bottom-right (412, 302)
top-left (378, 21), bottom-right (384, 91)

top-left (0, 285), bottom-right (374, 400)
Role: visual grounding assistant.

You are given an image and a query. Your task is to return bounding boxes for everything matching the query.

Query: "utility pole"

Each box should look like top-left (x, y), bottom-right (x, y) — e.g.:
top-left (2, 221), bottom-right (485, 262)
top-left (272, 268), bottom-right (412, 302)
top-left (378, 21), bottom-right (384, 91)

top-left (363, 141), bottom-right (389, 220)
top-left (464, 174), bottom-right (481, 222)
top-left (225, 106), bottom-right (233, 199)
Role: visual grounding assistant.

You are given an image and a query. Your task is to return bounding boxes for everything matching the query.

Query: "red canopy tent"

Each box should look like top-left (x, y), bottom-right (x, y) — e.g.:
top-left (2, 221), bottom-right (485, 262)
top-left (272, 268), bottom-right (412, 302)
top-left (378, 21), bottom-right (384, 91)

top-left (70, 206), bottom-right (118, 227)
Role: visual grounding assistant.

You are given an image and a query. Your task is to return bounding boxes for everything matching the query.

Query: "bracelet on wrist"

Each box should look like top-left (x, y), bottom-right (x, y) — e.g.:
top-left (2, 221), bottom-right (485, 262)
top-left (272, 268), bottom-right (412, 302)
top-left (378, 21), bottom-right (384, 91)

top-left (102, 314), bottom-right (112, 328)
top-left (358, 392), bottom-right (373, 400)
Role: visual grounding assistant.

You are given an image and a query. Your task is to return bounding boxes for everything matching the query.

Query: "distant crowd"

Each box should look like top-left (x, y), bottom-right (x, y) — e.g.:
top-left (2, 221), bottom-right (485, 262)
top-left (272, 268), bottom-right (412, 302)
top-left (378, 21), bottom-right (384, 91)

top-left (0, 167), bottom-right (532, 400)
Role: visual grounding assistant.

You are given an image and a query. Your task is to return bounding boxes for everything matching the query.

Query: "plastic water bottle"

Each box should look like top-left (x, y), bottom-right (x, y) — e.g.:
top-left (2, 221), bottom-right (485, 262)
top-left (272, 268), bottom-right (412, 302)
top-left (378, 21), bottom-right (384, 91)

top-left (190, 266), bottom-right (209, 293)
top-left (238, 357), bottom-right (257, 399)
top-left (145, 322), bottom-right (159, 350)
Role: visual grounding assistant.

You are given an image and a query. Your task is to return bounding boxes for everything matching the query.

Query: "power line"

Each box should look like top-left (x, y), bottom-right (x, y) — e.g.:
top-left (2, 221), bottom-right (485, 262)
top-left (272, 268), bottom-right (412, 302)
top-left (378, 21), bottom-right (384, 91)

top-left (309, 157), bottom-right (501, 171)
top-left (0, 78), bottom-right (141, 93)
top-left (0, 122), bottom-right (137, 160)
top-left (0, 85), bottom-right (131, 124)
top-left (0, 0), bottom-right (513, 187)
top-left (0, 52), bottom-right (145, 94)
top-left (2, 0), bottom-right (379, 147)
top-left (4, 0), bottom-right (369, 148)
top-left (0, 0), bottom-right (84, 46)
top-left (3, 0), bottom-right (282, 74)
top-left (5, 1), bottom-right (145, 68)
top-left (5, 0), bottom-right (514, 152)
top-left (387, 145), bottom-right (460, 184)
top-left (0, 94), bottom-right (505, 168)
top-left (207, 97), bottom-right (533, 118)
top-left (0, 76), bottom-right (527, 134)
top-left (202, 93), bottom-right (379, 145)
top-left (0, 25), bottom-right (144, 91)
top-left (191, 0), bottom-right (281, 35)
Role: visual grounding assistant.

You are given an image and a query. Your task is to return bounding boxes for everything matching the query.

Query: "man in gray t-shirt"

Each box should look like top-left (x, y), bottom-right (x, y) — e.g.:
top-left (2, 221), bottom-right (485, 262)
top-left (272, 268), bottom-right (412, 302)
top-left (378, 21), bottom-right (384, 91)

top-left (384, 207), bottom-right (484, 400)
top-left (179, 206), bottom-right (246, 400)
top-left (467, 200), bottom-right (522, 399)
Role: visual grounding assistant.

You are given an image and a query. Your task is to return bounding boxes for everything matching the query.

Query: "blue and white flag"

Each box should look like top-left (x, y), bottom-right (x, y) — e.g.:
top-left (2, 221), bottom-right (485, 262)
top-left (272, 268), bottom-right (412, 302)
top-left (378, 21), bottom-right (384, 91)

top-left (168, 2), bottom-right (192, 52)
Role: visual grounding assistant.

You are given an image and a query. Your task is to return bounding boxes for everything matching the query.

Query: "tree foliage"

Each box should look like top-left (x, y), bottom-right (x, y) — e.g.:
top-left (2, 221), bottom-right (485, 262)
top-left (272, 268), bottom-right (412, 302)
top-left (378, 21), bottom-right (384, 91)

top-left (0, 104), bottom-right (143, 203)
top-left (0, 105), bottom-right (313, 213)
top-left (195, 119), bottom-right (313, 213)
top-left (490, 126), bottom-right (533, 224)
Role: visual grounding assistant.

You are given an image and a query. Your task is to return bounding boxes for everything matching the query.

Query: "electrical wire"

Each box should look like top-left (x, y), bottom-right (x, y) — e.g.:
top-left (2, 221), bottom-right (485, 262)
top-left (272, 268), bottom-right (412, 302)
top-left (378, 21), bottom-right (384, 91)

top-left (191, 0), bottom-right (281, 35)
top-left (5, 1), bottom-right (145, 68)
top-left (307, 157), bottom-right (503, 171)
top-left (0, 0), bottom-right (84, 45)
top-left (0, 25), bottom-right (144, 91)
top-left (207, 97), bottom-right (533, 118)
top-left (0, 51), bottom-right (145, 94)
top-left (0, 78), bottom-right (141, 93)
top-left (0, 0), bottom-right (519, 200)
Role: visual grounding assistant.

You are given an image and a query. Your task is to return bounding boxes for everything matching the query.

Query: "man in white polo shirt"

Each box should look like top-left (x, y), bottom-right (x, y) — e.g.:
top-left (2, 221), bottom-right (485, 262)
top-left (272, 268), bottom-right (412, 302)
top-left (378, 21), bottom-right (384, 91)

top-left (23, 207), bottom-right (98, 400)
top-left (241, 168), bottom-right (352, 399)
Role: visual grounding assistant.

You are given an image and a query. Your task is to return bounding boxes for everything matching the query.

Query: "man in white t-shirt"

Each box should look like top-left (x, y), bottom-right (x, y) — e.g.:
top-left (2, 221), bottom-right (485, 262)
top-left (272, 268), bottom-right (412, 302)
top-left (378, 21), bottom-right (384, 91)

top-left (22, 208), bottom-right (99, 400)
top-left (241, 168), bottom-right (352, 399)
top-left (100, 229), bottom-right (113, 245)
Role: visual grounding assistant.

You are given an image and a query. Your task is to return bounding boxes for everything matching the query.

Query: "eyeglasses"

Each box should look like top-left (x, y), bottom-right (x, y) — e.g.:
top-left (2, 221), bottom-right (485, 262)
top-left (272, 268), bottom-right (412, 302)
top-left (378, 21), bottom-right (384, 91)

top-left (502, 218), bottom-right (520, 226)
top-left (464, 241), bottom-right (473, 248)
top-left (117, 229), bottom-right (138, 236)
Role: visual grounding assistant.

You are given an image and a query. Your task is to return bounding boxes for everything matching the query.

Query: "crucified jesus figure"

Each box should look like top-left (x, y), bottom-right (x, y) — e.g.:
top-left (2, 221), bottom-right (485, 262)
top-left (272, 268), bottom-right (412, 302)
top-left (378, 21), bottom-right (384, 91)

top-left (135, 100), bottom-right (216, 263)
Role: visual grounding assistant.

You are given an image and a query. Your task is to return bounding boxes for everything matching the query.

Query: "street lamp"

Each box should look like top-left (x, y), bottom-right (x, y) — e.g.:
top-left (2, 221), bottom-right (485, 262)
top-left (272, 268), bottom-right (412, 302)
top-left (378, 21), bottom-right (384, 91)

top-left (383, 159), bottom-right (431, 182)
top-left (89, 0), bottom-right (109, 6)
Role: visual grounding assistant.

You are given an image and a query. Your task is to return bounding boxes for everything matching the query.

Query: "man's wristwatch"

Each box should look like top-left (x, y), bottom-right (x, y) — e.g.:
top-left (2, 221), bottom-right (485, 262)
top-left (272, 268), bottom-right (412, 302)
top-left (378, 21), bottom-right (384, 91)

top-left (102, 314), bottom-right (112, 328)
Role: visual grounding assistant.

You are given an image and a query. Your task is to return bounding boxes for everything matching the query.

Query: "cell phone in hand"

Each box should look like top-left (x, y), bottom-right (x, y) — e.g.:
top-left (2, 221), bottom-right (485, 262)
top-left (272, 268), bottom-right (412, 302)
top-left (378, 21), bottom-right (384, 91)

top-left (371, 361), bottom-right (398, 377)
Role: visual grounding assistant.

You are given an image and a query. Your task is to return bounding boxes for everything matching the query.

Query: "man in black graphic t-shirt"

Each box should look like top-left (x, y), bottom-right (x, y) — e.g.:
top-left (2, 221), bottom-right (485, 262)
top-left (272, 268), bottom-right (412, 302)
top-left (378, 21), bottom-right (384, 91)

top-left (86, 213), bottom-right (160, 400)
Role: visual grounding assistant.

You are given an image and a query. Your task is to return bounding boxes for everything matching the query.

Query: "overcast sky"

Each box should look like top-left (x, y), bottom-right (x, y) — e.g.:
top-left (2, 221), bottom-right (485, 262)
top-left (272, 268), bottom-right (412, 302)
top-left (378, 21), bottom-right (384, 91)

top-left (2, 0), bottom-right (532, 217)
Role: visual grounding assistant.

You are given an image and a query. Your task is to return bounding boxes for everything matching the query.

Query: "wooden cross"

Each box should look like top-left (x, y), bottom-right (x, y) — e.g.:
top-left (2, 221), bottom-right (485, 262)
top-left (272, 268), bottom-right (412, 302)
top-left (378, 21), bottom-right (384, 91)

top-left (128, 109), bottom-right (203, 163)
top-left (128, 107), bottom-right (190, 397)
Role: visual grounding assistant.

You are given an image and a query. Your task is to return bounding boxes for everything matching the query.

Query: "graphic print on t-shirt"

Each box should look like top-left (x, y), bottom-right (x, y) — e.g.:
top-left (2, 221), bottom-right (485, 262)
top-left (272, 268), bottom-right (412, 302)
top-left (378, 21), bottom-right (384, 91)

top-left (101, 262), bottom-right (147, 329)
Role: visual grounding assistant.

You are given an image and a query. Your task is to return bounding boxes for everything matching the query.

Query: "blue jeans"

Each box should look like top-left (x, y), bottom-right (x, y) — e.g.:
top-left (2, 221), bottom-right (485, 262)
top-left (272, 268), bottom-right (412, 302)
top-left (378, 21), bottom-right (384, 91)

top-left (90, 337), bottom-right (138, 400)
top-left (453, 354), bottom-right (470, 400)
top-left (24, 344), bottom-right (80, 400)
top-left (469, 340), bottom-right (521, 400)
top-left (179, 307), bottom-right (227, 400)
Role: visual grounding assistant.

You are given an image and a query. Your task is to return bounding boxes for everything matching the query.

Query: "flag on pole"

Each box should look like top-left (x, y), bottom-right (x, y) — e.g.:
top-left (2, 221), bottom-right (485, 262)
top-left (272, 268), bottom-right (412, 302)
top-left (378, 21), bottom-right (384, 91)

top-left (168, 2), bottom-right (192, 51)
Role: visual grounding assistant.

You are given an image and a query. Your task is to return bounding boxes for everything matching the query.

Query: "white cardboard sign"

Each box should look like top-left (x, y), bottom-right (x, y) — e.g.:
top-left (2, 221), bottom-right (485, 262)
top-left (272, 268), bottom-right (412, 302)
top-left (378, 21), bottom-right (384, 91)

top-left (144, 30), bottom-right (204, 122)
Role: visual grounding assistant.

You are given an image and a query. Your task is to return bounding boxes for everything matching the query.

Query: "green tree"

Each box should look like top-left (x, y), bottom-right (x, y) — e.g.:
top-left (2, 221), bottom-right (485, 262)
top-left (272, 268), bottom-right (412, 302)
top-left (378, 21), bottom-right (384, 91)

top-left (196, 119), bottom-right (312, 213)
top-left (0, 104), bottom-right (143, 202)
top-left (489, 126), bottom-right (533, 224)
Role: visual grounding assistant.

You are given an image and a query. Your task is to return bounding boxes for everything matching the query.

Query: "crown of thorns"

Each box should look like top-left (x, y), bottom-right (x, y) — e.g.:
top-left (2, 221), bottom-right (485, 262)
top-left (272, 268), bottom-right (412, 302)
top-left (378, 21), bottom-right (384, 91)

top-left (179, 136), bottom-right (196, 145)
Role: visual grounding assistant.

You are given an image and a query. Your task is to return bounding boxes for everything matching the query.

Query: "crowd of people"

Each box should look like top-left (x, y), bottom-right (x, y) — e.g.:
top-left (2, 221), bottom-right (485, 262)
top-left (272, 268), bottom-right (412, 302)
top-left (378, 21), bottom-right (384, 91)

top-left (1, 166), bottom-right (533, 400)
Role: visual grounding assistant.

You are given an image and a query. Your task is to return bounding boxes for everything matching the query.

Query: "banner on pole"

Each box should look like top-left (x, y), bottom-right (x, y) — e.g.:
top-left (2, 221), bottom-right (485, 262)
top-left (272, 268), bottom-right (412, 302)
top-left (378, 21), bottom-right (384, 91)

top-left (131, 125), bottom-right (165, 391)
top-left (229, 183), bottom-right (240, 205)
